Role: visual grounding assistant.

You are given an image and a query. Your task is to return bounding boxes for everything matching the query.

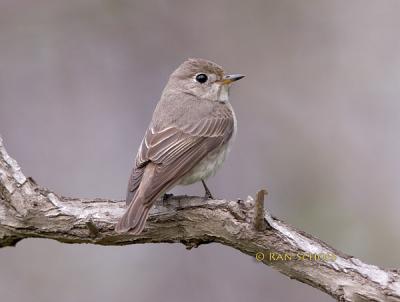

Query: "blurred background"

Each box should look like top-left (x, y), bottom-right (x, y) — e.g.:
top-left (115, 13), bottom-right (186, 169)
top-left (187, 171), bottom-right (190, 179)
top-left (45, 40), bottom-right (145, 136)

top-left (0, 0), bottom-right (399, 301)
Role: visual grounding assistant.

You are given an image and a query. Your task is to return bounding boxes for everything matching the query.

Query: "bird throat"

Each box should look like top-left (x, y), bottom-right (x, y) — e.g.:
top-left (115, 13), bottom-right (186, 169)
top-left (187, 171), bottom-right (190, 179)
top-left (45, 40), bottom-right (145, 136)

top-left (217, 85), bottom-right (230, 103)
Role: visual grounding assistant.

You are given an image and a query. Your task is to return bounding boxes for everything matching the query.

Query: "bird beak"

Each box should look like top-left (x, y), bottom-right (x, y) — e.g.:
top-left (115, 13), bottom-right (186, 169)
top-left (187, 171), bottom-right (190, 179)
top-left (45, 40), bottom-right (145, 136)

top-left (220, 74), bottom-right (245, 85)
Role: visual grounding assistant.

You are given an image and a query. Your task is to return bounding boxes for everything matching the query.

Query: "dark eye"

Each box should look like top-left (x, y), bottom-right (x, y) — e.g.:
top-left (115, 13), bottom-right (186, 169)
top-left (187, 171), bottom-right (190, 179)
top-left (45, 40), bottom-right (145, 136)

top-left (195, 73), bottom-right (208, 83)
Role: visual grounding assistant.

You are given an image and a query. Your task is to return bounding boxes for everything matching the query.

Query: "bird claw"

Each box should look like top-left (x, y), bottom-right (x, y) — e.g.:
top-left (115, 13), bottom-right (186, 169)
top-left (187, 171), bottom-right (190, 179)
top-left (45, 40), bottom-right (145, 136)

top-left (204, 191), bottom-right (214, 199)
top-left (162, 193), bottom-right (174, 205)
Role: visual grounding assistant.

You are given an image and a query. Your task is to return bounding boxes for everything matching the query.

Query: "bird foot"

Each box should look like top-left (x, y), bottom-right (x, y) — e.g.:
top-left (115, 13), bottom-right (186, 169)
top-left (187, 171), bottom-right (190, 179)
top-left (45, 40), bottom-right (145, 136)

top-left (162, 193), bottom-right (174, 205)
top-left (204, 191), bottom-right (214, 199)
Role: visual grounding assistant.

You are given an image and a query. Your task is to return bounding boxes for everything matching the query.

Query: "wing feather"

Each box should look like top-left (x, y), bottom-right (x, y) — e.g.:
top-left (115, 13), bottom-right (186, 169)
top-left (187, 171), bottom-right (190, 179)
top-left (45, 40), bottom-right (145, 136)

top-left (122, 104), bottom-right (234, 232)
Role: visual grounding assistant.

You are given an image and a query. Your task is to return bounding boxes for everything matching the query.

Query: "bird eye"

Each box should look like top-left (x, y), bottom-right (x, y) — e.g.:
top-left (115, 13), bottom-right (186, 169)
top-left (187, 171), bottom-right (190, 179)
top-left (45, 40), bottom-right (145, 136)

top-left (195, 73), bottom-right (208, 84)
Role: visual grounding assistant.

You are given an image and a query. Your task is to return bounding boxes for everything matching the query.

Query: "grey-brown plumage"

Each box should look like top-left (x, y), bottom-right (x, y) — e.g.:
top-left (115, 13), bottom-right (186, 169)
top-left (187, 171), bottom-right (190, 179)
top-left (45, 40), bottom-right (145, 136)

top-left (115, 58), bottom-right (244, 234)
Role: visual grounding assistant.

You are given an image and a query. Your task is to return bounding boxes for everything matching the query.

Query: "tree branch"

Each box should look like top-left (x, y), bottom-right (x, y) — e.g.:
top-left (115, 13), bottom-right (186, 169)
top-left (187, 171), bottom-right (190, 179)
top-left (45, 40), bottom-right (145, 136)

top-left (0, 136), bottom-right (399, 302)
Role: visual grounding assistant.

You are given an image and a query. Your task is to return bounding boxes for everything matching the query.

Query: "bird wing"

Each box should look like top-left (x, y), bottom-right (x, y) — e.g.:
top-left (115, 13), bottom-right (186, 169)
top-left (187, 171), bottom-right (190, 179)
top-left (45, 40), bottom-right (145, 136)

top-left (125, 104), bottom-right (234, 205)
top-left (117, 104), bottom-right (235, 233)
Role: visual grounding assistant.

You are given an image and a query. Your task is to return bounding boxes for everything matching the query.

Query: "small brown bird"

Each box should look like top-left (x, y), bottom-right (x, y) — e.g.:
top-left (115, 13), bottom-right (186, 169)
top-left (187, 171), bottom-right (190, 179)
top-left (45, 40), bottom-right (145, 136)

top-left (115, 58), bottom-right (244, 234)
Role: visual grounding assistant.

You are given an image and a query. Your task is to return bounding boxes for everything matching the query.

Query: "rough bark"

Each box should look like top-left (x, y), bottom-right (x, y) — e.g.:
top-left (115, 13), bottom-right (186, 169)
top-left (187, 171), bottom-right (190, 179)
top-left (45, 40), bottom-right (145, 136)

top-left (0, 136), bottom-right (399, 302)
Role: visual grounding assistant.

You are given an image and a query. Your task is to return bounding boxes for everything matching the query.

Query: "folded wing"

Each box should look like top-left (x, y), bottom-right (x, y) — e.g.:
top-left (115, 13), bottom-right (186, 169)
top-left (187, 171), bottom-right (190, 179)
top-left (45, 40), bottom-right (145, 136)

top-left (116, 105), bottom-right (234, 233)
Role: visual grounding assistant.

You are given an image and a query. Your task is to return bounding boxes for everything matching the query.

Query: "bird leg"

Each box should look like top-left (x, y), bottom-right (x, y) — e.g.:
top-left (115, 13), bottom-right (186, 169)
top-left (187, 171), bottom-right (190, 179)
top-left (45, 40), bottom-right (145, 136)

top-left (201, 179), bottom-right (214, 199)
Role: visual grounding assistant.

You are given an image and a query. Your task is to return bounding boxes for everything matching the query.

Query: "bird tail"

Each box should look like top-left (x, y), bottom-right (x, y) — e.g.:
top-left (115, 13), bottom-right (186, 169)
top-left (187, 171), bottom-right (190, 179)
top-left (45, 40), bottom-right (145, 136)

top-left (115, 163), bottom-right (168, 234)
top-left (115, 192), bottom-right (152, 234)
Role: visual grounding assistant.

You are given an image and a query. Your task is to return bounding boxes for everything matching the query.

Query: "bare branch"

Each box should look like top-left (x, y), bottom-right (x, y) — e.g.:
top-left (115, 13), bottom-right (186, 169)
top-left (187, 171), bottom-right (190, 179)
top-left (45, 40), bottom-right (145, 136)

top-left (0, 136), bottom-right (399, 302)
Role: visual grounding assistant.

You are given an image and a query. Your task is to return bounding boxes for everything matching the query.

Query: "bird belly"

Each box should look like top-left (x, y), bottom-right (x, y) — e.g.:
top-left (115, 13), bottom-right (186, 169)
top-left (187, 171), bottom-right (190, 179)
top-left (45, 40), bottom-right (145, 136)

top-left (178, 143), bottom-right (230, 185)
